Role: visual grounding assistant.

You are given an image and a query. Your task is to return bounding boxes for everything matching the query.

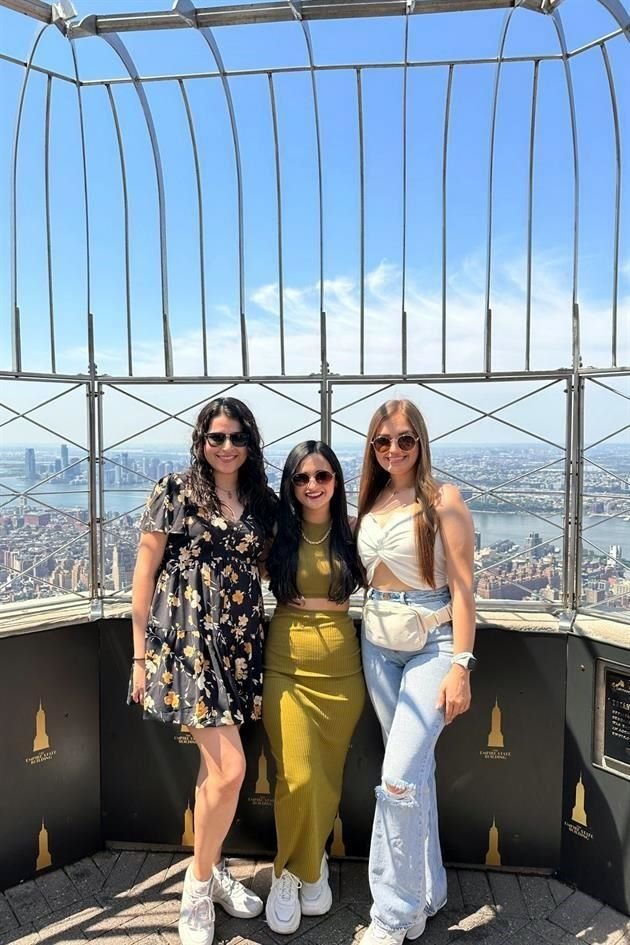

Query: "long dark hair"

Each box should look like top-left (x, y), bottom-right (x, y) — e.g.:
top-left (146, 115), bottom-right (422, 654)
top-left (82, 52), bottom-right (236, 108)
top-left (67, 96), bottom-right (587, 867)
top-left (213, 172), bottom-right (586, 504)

top-left (188, 397), bottom-right (277, 539)
top-left (356, 399), bottom-right (439, 588)
top-left (267, 441), bottom-right (362, 604)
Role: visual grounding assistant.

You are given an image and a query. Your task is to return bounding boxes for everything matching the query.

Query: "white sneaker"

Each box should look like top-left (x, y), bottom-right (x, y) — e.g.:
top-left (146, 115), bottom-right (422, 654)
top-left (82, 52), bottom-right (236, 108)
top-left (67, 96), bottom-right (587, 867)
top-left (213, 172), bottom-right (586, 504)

top-left (406, 914), bottom-right (427, 939)
top-left (178, 865), bottom-right (215, 945)
top-left (265, 869), bottom-right (302, 934)
top-left (212, 860), bottom-right (263, 918)
top-left (361, 921), bottom-right (407, 945)
top-left (299, 854), bottom-right (333, 916)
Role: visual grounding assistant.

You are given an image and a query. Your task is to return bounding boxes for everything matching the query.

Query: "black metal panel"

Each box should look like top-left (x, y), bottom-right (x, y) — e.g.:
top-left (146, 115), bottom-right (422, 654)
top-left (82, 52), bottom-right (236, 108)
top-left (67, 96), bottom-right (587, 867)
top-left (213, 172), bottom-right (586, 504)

top-left (0, 624), bottom-right (101, 891)
top-left (437, 627), bottom-right (566, 870)
top-left (561, 635), bottom-right (630, 914)
top-left (101, 618), bottom-right (566, 871)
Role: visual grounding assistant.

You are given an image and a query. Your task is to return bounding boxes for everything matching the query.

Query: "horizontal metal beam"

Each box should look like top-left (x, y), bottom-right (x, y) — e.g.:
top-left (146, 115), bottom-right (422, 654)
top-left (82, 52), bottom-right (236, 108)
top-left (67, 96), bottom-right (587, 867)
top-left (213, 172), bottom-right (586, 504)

top-left (68, 0), bottom-right (543, 37)
top-left (0, 0), bottom-right (52, 22)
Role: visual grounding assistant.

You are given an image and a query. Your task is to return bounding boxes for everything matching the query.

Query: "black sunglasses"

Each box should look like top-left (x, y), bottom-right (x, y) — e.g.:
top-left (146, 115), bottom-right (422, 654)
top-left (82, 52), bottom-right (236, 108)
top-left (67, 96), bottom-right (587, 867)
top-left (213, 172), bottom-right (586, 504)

top-left (371, 434), bottom-right (419, 454)
top-left (291, 470), bottom-right (335, 487)
top-left (204, 431), bottom-right (250, 448)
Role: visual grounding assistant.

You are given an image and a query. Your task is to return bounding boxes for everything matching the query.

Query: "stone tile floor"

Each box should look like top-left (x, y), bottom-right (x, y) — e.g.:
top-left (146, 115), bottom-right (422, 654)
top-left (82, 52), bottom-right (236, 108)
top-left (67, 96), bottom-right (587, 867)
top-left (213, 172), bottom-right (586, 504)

top-left (1, 853), bottom-right (629, 945)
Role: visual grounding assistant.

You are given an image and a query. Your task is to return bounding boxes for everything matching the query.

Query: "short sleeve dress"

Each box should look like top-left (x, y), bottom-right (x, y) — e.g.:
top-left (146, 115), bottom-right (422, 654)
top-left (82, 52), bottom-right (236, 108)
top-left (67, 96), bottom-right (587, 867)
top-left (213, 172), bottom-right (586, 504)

top-left (137, 472), bottom-right (267, 728)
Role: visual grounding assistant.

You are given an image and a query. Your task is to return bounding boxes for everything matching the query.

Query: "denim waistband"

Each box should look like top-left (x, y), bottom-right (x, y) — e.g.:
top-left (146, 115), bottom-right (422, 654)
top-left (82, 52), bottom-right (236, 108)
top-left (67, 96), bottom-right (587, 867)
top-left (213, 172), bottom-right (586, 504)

top-left (367, 585), bottom-right (451, 605)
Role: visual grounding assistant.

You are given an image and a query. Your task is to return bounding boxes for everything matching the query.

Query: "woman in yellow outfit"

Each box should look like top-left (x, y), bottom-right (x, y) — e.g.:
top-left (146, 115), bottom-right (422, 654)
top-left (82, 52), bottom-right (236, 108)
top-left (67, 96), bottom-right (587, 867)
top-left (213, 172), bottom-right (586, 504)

top-left (263, 441), bottom-right (365, 935)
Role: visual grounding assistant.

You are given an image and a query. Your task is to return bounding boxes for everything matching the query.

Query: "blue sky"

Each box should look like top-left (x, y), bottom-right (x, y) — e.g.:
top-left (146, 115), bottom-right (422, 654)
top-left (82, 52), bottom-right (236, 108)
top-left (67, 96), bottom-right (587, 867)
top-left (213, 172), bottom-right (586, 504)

top-left (0, 0), bottom-right (628, 447)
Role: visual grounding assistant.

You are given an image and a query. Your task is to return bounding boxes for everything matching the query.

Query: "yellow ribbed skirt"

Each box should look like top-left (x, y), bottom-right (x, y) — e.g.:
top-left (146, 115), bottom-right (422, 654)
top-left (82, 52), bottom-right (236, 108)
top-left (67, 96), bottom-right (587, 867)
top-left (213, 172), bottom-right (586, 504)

top-left (263, 605), bottom-right (365, 883)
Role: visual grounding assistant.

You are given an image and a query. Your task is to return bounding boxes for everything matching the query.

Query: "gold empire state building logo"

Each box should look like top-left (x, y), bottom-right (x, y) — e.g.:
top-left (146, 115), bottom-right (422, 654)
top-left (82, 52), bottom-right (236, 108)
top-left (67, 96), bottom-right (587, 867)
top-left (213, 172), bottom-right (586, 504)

top-left (488, 698), bottom-right (504, 749)
top-left (36, 819), bottom-right (52, 871)
top-left (182, 802), bottom-right (195, 847)
top-left (571, 774), bottom-right (587, 827)
top-left (255, 744), bottom-right (270, 795)
top-left (27, 701), bottom-right (56, 765)
top-left (34, 701), bottom-right (50, 751)
top-left (485, 818), bottom-right (501, 866)
top-left (330, 811), bottom-right (346, 858)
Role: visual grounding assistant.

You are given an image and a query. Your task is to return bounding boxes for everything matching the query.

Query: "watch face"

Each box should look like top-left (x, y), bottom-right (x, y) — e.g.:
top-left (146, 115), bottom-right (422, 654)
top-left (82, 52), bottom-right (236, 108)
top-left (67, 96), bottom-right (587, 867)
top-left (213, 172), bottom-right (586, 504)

top-left (467, 655), bottom-right (478, 671)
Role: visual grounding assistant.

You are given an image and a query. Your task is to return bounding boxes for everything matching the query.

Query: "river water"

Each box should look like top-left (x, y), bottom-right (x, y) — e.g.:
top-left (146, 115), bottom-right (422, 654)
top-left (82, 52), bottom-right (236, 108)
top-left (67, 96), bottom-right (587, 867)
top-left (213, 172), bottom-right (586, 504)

top-left (2, 479), bottom-right (627, 554)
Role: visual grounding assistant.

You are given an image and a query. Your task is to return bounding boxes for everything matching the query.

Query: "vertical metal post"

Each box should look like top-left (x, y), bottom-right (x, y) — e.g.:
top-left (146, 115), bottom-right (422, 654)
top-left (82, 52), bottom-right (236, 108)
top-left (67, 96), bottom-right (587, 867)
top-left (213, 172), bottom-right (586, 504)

top-left (87, 322), bottom-right (102, 618)
top-left (96, 380), bottom-right (106, 616)
top-left (357, 68), bottom-right (365, 376)
top-left (562, 373), bottom-right (584, 613)
top-left (401, 13), bottom-right (410, 378)
top-left (268, 72), bottom-right (286, 376)
top-left (525, 60), bottom-right (539, 372)
top-left (574, 375), bottom-right (585, 610)
top-left (441, 64), bottom-right (453, 374)
top-left (320, 361), bottom-right (331, 444)
top-left (561, 377), bottom-right (573, 609)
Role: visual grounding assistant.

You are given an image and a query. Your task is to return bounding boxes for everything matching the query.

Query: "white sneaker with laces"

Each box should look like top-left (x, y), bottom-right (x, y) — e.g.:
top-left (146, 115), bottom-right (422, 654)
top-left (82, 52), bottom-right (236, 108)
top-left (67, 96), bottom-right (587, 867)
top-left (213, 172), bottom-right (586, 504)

top-left (265, 869), bottom-right (302, 934)
top-left (211, 860), bottom-right (263, 918)
top-left (406, 914), bottom-right (427, 939)
top-left (361, 921), bottom-right (407, 945)
top-left (178, 865), bottom-right (215, 945)
top-left (299, 853), bottom-right (333, 916)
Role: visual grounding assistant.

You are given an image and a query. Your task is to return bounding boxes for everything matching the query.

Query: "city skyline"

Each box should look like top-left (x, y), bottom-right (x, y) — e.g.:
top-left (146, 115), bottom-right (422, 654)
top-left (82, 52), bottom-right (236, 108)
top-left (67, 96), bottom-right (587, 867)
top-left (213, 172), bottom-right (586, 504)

top-left (1, 440), bottom-right (627, 613)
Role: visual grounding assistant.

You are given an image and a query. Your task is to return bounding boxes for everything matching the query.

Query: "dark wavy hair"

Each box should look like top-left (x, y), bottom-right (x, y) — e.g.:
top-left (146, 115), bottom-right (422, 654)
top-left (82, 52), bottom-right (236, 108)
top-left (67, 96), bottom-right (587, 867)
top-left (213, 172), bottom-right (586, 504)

top-left (188, 397), bottom-right (277, 539)
top-left (267, 441), bottom-right (362, 604)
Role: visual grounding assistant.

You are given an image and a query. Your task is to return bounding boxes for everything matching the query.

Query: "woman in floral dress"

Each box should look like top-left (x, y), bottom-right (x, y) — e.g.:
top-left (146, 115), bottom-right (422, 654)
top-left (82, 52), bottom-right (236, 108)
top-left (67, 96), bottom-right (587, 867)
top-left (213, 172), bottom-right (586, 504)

top-left (130, 396), bottom-right (277, 945)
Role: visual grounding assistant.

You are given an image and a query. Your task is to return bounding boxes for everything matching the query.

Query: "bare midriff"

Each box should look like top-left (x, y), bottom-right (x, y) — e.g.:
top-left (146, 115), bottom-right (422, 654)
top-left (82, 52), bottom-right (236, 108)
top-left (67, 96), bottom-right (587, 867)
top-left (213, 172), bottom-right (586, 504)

top-left (285, 596), bottom-right (350, 613)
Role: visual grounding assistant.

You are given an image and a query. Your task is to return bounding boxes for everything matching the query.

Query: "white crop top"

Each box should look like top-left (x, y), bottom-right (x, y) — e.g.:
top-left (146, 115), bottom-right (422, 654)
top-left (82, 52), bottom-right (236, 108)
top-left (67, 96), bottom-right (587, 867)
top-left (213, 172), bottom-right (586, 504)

top-left (357, 510), bottom-right (448, 589)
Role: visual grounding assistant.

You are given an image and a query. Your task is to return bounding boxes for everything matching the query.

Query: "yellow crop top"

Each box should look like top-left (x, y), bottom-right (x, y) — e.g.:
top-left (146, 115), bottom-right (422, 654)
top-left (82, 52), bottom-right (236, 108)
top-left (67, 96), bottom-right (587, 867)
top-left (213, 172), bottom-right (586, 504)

top-left (296, 520), bottom-right (334, 598)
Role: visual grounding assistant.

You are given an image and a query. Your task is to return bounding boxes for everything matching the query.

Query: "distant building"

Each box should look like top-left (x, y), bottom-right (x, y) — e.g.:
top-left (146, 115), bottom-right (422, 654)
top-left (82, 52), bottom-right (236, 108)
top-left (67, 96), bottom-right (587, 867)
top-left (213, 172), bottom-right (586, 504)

top-left (60, 444), bottom-right (69, 480)
top-left (24, 448), bottom-right (37, 481)
top-left (474, 530), bottom-right (481, 553)
top-left (608, 545), bottom-right (623, 567)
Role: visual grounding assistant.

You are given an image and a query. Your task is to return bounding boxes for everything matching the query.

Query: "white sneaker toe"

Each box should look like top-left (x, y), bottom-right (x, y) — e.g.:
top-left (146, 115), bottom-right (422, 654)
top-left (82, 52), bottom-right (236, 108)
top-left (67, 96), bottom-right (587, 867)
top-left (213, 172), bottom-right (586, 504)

top-left (299, 854), bottom-right (333, 917)
top-left (212, 861), bottom-right (263, 918)
top-left (179, 866), bottom-right (215, 945)
top-left (265, 869), bottom-right (302, 935)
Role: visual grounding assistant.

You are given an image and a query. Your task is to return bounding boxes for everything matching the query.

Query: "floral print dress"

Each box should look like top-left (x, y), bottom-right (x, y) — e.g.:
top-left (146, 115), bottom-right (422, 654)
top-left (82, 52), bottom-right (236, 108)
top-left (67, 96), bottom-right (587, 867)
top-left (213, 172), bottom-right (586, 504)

top-left (138, 472), bottom-right (266, 728)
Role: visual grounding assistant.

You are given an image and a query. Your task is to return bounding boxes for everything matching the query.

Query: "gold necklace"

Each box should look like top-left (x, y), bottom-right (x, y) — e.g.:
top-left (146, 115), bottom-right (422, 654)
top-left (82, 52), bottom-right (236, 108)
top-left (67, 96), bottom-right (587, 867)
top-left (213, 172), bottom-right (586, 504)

top-left (301, 525), bottom-right (332, 546)
top-left (216, 484), bottom-right (236, 500)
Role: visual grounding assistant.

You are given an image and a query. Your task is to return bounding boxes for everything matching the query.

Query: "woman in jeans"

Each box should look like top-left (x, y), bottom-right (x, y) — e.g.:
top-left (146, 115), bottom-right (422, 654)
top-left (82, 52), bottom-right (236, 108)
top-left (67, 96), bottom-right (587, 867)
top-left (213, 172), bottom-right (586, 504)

top-left (356, 399), bottom-right (476, 945)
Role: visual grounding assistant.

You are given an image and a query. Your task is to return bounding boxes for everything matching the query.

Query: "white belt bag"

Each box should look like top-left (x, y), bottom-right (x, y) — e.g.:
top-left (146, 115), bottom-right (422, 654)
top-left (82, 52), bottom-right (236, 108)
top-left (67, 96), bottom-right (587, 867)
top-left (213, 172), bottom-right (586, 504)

top-left (363, 596), bottom-right (452, 652)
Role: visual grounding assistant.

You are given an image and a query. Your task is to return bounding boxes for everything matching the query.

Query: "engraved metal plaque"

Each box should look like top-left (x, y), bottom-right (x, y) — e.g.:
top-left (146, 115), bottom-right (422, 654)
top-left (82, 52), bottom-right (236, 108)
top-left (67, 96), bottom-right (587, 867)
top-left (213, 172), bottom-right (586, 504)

top-left (594, 660), bottom-right (630, 781)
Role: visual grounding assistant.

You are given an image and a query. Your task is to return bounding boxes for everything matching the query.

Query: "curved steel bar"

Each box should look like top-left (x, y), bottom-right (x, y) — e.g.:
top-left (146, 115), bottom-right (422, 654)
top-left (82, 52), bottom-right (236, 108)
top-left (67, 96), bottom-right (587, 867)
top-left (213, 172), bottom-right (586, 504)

top-left (105, 83), bottom-right (133, 375)
top-left (67, 38), bottom-right (94, 364)
top-left (525, 59), bottom-right (539, 372)
top-left (484, 2), bottom-right (523, 375)
top-left (44, 74), bottom-right (56, 372)
top-left (299, 19), bottom-right (326, 372)
top-left (178, 79), bottom-right (209, 376)
top-left (10, 22), bottom-right (52, 372)
top-left (193, 26), bottom-right (248, 376)
top-left (593, 0), bottom-right (630, 41)
top-left (550, 8), bottom-right (580, 371)
top-left (268, 73), bottom-right (286, 376)
top-left (100, 31), bottom-right (174, 376)
top-left (401, 12), bottom-right (410, 376)
top-left (357, 68), bottom-right (365, 375)
top-left (600, 44), bottom-right (621, 368)
top-left (441, 64), bottom-right (454, 374)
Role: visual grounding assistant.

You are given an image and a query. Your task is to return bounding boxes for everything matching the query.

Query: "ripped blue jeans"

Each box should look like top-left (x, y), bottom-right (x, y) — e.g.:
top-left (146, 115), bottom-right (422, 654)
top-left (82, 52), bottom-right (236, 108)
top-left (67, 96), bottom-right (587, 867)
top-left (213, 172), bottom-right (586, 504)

top-left (362, 586), bottom-right (453, 934)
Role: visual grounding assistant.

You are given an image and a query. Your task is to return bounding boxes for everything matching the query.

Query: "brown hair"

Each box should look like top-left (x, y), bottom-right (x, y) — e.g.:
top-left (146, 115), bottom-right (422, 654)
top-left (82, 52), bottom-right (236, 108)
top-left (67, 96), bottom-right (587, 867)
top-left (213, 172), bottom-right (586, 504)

top-left (356, 399), bottom-right (439, 588)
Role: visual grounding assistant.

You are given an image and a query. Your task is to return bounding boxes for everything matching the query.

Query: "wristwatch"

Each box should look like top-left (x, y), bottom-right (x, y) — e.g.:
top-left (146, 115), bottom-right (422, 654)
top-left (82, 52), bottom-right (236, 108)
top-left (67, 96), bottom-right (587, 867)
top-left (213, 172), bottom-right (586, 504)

top-left (451, 651), bottom-right (478, 671)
